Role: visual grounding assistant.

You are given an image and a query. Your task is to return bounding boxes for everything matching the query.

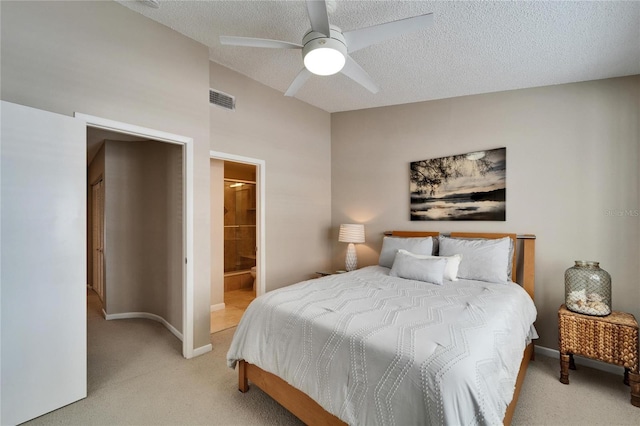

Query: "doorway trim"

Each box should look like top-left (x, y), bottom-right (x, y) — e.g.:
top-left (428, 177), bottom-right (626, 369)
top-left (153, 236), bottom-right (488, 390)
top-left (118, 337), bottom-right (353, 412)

top-left (210, 151), bottom-right (266, 297)
top-left (75, 113), bottom-right (196, 359)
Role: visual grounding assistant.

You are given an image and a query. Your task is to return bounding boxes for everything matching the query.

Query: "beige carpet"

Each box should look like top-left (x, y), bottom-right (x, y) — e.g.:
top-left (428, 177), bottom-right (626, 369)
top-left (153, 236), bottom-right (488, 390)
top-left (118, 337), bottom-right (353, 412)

top-left (24, 295), bottom-right (639, 425)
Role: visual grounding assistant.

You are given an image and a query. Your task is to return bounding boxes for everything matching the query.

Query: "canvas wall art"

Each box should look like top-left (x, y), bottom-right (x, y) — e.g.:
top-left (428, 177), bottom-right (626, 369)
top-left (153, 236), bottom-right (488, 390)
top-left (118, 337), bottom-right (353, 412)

top-left (410, 147), bottom-right (506, 221)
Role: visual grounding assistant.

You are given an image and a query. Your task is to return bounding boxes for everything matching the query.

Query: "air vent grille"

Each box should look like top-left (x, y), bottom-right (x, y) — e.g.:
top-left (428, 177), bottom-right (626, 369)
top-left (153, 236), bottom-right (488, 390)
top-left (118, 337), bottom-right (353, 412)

top-left (209, 89), bottom-right (235, 111)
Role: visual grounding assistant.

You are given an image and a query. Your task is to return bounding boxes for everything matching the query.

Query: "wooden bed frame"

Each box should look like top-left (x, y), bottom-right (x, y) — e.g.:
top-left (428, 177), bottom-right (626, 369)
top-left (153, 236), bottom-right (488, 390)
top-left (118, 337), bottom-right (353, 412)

top-left (237, 232), bottom-right (536, 426)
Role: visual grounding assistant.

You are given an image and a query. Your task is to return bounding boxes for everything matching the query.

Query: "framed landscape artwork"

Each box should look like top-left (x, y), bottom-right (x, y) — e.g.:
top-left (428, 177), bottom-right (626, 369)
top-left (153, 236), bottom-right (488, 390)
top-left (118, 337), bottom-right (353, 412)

top-left (410, 147), bottom-right (506, 221)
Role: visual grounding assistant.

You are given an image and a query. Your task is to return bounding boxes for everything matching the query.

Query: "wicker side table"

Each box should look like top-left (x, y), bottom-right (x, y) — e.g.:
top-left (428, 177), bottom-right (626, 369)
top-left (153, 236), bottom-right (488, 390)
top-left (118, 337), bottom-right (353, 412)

top-left (558, 304), bottom-right (640, 407)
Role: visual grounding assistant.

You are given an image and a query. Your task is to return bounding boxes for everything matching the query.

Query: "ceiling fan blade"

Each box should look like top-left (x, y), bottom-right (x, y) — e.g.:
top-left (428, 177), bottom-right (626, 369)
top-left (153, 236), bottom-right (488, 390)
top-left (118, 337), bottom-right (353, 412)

top-left (306, 0), bottom-right (331, 37)
top-left (340, 56), bottom-right (379, 94)
top-left (220, 35), bottom-right (302, 49)
top-left (343, 13), bottom-right (434, 53)
top-left (285, 68), bottom-right (312, 97)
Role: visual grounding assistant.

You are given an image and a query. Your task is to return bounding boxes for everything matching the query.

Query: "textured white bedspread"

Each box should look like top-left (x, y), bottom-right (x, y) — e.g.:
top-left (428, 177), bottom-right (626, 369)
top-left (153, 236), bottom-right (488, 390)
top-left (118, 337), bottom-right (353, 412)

top-left (227, 266), bottom-right (537, 425)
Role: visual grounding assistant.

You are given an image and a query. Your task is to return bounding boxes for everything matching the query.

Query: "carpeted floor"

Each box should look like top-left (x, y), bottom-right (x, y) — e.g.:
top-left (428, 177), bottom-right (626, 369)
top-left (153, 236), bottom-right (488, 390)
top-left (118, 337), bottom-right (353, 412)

top-left (24, 294), bottom-right (639, 425)
top-left (512, 353), bottom-right (639, 425)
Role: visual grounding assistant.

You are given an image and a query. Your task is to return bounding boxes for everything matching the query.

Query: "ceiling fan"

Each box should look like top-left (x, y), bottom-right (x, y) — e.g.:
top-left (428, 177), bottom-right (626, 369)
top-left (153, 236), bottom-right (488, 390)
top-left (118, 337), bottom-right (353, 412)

top-left (220, 0), bottom-right (433, 97)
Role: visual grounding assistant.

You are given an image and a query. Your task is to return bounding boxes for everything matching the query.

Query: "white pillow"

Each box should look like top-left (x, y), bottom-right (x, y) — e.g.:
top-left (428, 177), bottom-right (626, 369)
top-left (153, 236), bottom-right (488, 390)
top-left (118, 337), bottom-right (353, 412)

top-left (439, 236), bottom-right (511, 284)
top-left (389, 251), bottom-right (447, 285)
top-left (378, 236), bottom-right (433, 268)
top-left (396, 249), bottom-right (462, 281)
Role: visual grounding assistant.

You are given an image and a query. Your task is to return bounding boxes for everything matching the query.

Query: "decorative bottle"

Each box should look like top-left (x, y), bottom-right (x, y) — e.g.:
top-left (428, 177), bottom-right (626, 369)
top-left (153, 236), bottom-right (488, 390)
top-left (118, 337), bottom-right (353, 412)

top-left (564, 261), bottom-right (611, 316)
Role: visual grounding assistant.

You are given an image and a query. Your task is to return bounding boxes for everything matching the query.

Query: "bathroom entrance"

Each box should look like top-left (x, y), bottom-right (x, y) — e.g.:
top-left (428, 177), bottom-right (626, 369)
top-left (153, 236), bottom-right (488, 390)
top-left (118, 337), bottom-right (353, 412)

top-left (209, 154), bottom-right (264, 333)
top-left (223, 161), bottom-right (257, 294)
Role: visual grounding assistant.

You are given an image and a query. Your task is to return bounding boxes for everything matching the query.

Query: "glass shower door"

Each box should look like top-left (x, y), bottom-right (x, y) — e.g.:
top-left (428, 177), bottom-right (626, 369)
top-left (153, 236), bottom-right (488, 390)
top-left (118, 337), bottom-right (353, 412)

top-left (223, 180), bottom-right (256, 273)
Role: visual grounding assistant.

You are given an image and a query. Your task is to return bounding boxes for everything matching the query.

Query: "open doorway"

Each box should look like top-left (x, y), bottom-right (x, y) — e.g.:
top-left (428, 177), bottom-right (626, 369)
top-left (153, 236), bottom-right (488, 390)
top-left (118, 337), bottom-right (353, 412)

top-left (86, 127), bottom-right (184, 339)
top-left (79, 113), bottom-right (197, 358)
top-left (209, 152), bottom-right (265, 333)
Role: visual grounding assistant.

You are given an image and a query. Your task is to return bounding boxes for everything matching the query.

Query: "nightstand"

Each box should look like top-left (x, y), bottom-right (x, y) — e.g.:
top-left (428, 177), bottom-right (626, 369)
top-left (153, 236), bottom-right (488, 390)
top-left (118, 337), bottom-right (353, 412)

top-left (558, 304), bottom-right (640, 407)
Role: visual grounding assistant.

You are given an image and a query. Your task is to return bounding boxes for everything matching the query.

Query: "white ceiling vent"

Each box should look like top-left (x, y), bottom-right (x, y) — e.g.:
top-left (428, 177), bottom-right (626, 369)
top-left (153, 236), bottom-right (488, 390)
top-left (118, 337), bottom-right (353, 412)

top-left (209, 89), bottom-right (235, 111)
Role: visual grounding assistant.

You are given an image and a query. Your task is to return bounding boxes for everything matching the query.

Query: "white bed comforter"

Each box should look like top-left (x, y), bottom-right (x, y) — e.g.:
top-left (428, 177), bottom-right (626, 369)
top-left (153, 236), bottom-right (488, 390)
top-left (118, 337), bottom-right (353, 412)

top-left (227, 266), bottom-right (537, 426)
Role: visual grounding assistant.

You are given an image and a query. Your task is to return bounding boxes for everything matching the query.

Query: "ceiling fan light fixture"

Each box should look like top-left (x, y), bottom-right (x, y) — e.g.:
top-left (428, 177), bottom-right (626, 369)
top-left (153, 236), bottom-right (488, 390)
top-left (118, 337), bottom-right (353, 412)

top-left (219, 1), bottom-right (434, 97)
top-left (303, 37), bottom-right (347, 76)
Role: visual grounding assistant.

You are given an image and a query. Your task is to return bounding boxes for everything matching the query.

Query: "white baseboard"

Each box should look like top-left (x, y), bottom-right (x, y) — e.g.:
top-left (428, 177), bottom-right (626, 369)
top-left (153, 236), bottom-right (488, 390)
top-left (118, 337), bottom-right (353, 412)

top-left (210, 303), bottom-right (225, 312)
top-left (104, 311), bottom-right (184, 341)
top-left (193, 343), bottom-right (213, 357)
top-left (535, 345), bottom-right (624, 375)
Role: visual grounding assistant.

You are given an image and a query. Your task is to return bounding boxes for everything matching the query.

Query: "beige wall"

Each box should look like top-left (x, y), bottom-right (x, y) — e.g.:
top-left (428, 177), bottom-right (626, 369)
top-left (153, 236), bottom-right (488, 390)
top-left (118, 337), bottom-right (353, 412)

top-left (210, 160), bottom-right (225, 308)
top-left (331, 76), bottom-right (640, 350)
top-left (86, 129), bottom-right (148, 287)
top-left (103, 140), bottom-right (183, 330)
top-left (1, 1), bottom-right (211, 349)
top-left (209, 62), bottom-right (333, 293)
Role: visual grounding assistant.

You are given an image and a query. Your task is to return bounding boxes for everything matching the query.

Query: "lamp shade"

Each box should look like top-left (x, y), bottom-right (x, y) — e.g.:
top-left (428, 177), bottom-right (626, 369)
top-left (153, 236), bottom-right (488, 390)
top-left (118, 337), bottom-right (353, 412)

top-left (338, 224), bottom-right (365, 243)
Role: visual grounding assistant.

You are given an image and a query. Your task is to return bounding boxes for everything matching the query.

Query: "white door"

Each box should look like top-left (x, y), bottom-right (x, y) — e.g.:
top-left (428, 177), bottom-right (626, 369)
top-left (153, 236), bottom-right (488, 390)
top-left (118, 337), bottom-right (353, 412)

top-left (1, 101), bottom-right (87, 425)
top-left (91, 179), bottom-right (105, 301)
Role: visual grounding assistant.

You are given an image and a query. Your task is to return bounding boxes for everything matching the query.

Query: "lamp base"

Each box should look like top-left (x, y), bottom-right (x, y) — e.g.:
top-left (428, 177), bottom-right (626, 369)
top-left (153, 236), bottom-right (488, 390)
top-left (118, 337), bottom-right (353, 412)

top-left (345, 243), bottom-right (358, 272)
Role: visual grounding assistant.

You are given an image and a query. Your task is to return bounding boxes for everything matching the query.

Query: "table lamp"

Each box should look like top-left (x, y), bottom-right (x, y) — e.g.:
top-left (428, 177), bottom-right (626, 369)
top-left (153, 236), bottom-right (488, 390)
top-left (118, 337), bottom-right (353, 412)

top-left (338, 224), bottom-right (365, 272)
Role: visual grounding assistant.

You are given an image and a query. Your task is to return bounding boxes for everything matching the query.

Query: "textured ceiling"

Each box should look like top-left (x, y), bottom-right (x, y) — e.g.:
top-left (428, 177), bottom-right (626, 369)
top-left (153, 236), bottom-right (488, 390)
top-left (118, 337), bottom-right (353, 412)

top-left (117, 1), bottom-right (640, 113)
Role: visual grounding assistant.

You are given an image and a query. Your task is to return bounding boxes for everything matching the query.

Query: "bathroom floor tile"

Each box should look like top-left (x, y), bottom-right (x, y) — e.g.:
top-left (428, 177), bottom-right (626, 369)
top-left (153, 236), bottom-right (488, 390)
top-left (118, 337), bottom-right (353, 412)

top-left (210, 289), bottom-right (255, 333)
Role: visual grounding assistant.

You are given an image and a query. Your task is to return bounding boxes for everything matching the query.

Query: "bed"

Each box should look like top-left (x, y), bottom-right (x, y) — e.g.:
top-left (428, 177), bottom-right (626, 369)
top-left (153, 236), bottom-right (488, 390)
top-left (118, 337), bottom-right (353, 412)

top-left (227, 232), bottom-right (536, 425)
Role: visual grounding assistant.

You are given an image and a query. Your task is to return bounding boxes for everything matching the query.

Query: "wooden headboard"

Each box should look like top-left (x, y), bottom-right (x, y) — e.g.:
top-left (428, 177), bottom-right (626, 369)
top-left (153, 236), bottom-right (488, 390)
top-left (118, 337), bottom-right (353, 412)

top-left (385, 231), bottom-right (536, 300)
top-left (390, 230), bottom-right (440, 238)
